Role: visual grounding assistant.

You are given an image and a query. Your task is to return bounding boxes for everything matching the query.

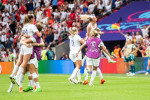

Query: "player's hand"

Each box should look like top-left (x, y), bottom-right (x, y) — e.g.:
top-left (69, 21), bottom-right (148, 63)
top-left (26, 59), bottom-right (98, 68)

top-left (76, 52), bottom-right (79, 57)
top-left (25, 44), bottom-right (32, 48)
top-left (101, 32), bottom-right (104, 35)
top-left (110, 56), bottom-right (115, 59)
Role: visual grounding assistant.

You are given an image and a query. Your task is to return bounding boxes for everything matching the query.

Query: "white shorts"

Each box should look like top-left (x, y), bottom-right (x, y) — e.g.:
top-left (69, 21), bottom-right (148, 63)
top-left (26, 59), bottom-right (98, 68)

top-left (28, 54), bottom-right (38, 68)
top-left (69, 52), bottom-right (82, 62)
top-left (86, 57), bottom-right (100, 67)
top-left (20, 45), bottom-right (33, 55)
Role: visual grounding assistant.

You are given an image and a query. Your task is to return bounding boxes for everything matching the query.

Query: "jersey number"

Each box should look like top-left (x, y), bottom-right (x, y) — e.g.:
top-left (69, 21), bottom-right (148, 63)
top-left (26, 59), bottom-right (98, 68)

top-left (71, 40), bottom-right (74, 46)
top-left (23, 29), bottom-right (28, 34)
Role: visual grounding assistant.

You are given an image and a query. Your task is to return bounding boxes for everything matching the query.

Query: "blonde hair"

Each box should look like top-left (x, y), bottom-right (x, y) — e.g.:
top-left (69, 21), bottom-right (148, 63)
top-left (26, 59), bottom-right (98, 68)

top-left (23, 15), bottom-right (30, 25)
top-left (36, 23), bottom-right (43, 32)
top-left (90, 28), bottom-right (101, 37)
top-left (79, 15), bottom-right (95, 22)
top-left (69, 27), bottom-right (77, 35)
top-left (23, 14), bottom-right (34, 25)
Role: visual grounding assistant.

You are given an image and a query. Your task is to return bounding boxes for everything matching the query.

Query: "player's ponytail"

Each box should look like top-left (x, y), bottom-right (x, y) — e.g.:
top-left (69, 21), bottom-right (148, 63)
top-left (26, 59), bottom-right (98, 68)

top-left (23, 15), bottom-right (30, 25)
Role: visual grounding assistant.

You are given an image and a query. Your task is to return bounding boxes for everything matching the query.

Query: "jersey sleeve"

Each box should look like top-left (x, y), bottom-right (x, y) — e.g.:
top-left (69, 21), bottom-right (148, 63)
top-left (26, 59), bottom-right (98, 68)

top-left (98, 42), bottom-right (104, 48)
top-left (77, 35), bottom-right (82, 41)
top-left (32, 25), bottom-right (38, 33)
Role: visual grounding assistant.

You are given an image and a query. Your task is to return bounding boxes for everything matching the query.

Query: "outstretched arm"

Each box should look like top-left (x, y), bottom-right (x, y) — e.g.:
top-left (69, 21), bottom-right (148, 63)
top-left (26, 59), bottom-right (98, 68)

top-left (101, 46), bottom-right (114, 59)
top-left (118, 29), bottom-right (125, 37)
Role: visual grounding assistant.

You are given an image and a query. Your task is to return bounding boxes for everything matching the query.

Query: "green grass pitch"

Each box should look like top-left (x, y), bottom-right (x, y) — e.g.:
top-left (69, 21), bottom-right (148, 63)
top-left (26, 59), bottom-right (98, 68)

top-left (0, 74), bottom-right (150, 100)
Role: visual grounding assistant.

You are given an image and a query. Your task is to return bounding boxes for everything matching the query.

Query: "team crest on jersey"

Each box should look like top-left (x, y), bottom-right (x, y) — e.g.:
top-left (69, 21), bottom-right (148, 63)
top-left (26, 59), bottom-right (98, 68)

top-left (90, 41), bottom-right (98, 52)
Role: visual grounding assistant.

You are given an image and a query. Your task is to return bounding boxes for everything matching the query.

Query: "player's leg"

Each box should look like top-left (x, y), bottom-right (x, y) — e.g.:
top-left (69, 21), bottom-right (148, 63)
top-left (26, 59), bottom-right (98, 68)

top-left (19, 66), bottom-right (27, 92)
top-left (68, 54), bottom-right (79, 84)
top-left (76, 59), bottom-right (82, 83)
top-left (29, 64), bottom-right (41, 92)
top-left (8, 55), bottom-right (23, 93)
top-left (23, 66), bottom-right (34, 92)
top-left (89, 66), bottom-right (98, 86)
top-left (15, 54), bottom-right (31, 81)
top-left (129, 55), bottom-right (135, 76)
top-left (124, 57), bottom-right (130, 76)
top-left (9, 54), bottom-right (23, 80)
top-left (145, 59), bottom-right (150, 75)
top-left (95, 57), bottom-right (105, 84)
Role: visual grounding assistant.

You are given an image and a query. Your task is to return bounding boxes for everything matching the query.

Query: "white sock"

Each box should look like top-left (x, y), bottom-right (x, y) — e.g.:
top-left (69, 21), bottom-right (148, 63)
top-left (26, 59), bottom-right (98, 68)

top-left (85, 72), bottom-right (88, 80)
top-left (35, 82), bottom-right (40, 88)
top-left (11, 65), bottom-right (19, 76)
top-left (103, 51), bottom-right (111, 61)
top-left (8, 82), bottom-right (14, 92)
top-left (89, 71), bottom-right (97, 85)
top-left (97, 68), bottom-right (103, 79)
top-left (15, 67), bottom-right (23, 79)
top-left (9, 82), bottom-right (14, 89)
top-left (77, 69), bottom-right (81, 81)
top-left (69, 68), bottom-right (79, 79)
top-left (29, 80), bottom-right (34, 87)
top-left (19, 74), bottom-right (24, 88)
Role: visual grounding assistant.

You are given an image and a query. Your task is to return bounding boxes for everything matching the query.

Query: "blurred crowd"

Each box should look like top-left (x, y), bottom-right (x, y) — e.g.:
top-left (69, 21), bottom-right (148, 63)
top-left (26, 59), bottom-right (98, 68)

top-left (0, 0), bottom-right (130, 61)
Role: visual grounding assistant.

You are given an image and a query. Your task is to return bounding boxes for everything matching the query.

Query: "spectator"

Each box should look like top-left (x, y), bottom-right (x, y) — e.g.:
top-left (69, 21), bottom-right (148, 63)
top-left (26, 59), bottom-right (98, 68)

top-left (1, 32), bottom-right (7, 46)
top-left (135, 31), bottom-right (142, 44)
top-left (27, 0), bottom-right (34, 14)
top-left (136, 43), bottom-right (143, 57)
top-left (115, 0), bottom-right (122, 8)
top-left (60, 52), bottom-right (66, 60)
top-left (138, 25), bottom-right (150, 39)
top-left (114, 45), bottom-right (121, 58)
top-left (47, 47), bottom-right (55, 60)
top-left (20, 11), bottom-right (25, 24)
top-left (52, 0), bottom-right (58, 11)
top-left (0, 41), bottom-right (5, 50)
top-left (65, 54), bottom-right (70, 60)
top-left (88, 1), bottom-right (96, 14)
top-left (5, 37), bottom-right (13, 49)
top-left (104, 0), bottom-right (112, 13)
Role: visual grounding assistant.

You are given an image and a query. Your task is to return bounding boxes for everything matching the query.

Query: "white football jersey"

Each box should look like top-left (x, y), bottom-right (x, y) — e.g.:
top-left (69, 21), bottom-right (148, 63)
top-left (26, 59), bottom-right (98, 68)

top-left (22, 24), bottom-right (38, 37)
top-left (69, 35), bottom-right (82, 54)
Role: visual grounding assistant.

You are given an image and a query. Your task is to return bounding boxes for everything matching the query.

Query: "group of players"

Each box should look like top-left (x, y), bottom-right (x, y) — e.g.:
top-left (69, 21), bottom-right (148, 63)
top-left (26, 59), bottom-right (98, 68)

top-left (8, 14), bottom-right (150, 91)
top-left (8, 14), bottom-right (44, 93)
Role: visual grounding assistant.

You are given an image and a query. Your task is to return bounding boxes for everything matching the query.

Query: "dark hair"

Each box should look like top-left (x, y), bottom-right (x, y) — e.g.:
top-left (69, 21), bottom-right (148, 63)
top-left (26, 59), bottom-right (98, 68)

top-left (126, 32), bottom-right (130, 35)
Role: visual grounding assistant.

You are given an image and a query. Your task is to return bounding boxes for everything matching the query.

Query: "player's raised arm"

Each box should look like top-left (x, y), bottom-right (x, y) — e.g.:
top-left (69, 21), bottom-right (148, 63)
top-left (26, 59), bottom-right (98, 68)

top-left (118, 29), bottom-right (125, 36)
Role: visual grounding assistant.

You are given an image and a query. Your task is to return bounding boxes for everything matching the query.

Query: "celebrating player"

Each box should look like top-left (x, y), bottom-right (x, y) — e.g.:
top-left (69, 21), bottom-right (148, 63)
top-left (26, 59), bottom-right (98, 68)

top-left (76, 28), bottom-right (113, 86)
top-left (68, 27), bottom-right (85, 84)
top-left (122, 39), bottom-right (137, 76)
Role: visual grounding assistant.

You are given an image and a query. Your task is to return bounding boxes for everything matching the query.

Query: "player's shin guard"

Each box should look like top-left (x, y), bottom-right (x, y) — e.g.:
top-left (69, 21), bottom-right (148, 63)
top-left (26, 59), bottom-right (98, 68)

top-left (15, 67), bottom-right (23, 79)
top-left (19, 74), bottom-right (24, 88)
top-left (27, 72), bottom-right (34, 87)
top-left (11, 65), bottom-right (19, 77)
top-left (97, 68), bottom-right (103, 79)
top-left (77, 69), bottom-right (81, 82)
top-left (89, 71), bottom-right (97, 85)
top-left (32, 73), bottom-right (40, 88)
top-left (69, 68), bottom-right (79, 79)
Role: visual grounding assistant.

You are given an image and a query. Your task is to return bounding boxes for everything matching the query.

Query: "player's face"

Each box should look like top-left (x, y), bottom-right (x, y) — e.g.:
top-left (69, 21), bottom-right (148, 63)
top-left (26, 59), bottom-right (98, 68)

top-left (93, 17), bottom-right (97, 22)
top-left (30, 17), bottom-right (35, 24)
